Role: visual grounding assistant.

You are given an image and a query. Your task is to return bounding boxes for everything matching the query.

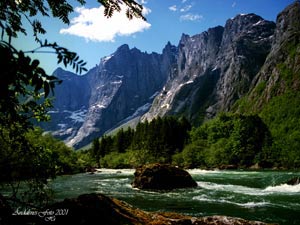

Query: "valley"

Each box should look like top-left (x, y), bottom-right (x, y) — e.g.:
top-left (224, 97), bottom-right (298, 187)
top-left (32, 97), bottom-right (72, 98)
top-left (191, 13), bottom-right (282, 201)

top-left (40, 2), bottom-right (300, 170)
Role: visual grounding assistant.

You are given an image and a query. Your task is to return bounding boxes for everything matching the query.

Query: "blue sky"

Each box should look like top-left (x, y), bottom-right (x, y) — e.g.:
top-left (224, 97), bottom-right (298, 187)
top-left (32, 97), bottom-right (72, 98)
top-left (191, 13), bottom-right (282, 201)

top-left (12, 0), bottom-right (295, 75)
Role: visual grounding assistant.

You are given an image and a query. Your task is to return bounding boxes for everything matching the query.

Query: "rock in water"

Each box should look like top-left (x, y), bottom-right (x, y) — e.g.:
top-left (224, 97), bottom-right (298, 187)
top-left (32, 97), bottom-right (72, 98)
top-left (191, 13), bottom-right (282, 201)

top-left (286, 177), bottom-right (300, 185)
top-left (132, 163), bottom-right (197, 190)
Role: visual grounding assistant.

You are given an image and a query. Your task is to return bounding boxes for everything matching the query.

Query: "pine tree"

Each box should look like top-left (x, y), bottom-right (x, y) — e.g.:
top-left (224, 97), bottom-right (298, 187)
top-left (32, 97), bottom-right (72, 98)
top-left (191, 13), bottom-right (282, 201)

top-left (92, 138), bottom-right (100, 167)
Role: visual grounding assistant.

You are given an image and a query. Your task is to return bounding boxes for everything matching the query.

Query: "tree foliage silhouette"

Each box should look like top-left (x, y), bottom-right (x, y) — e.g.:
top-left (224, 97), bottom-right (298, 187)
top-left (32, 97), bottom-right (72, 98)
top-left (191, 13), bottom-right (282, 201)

top-left (0, 0), bottom-right (145, 207)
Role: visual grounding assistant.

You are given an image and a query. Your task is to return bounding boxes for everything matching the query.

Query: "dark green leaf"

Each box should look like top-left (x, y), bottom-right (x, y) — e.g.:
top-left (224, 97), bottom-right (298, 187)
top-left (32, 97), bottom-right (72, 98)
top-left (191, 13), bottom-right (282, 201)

top-left (44, 81), bottom-right (50, 98)
top-left (35, 78), bottom-right (43, 92)
top-left (31, 59), bottom-right (40, 69)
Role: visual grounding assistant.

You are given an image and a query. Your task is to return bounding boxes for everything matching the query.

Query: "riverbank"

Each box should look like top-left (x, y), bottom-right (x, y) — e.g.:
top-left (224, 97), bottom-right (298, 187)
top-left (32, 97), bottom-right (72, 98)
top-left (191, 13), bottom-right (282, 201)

top-left (2, 193), bottom-right (277, 225)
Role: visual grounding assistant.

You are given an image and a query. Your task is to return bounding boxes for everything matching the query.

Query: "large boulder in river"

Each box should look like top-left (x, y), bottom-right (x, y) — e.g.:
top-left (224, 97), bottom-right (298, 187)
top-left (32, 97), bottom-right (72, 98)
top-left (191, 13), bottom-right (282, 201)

top-left (132, 163), bottom-right (197, 190)
top-left (285, 177), bottom-right (300, 185)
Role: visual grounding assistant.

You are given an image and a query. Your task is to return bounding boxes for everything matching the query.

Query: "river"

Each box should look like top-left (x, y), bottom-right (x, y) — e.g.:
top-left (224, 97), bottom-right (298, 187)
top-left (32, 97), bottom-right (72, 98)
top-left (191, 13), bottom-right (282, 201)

top-left (48, 169), bottom-right (300, 225)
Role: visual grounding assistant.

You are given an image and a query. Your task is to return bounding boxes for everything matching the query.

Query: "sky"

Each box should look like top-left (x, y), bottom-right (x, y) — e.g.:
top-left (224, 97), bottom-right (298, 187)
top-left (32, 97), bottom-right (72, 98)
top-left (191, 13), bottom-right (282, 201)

top-left (12, 0), bottom-right (295, 75)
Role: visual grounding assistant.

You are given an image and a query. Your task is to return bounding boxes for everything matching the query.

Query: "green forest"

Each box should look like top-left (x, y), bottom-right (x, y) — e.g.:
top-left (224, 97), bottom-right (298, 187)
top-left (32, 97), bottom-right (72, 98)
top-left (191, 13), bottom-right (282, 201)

top-left (86, 107), bottom-right (300, 169)
top-left (90, 116), bottom-right (191, 168)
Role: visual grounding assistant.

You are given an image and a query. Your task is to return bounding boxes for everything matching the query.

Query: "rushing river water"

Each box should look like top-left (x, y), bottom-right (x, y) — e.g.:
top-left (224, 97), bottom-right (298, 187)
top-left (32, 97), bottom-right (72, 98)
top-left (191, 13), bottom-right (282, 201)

top-left (48, 169), bottom-right (300, 225)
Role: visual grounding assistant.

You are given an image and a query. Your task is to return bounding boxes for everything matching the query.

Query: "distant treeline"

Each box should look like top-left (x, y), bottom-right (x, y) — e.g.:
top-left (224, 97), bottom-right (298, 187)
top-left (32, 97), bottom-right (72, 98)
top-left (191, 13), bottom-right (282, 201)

top-left (173, 113), bottom-right (273, 169)
top-left (87, 113), bottom-right (294, 169)
top-left (90, 116), bottom-right (191, 168)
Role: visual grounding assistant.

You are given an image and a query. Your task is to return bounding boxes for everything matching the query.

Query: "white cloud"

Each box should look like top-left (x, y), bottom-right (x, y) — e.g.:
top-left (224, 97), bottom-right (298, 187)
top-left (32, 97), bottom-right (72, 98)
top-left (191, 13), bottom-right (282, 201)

top-left (232, 2), bottom-right (236, 8)
top-left (136, 0), bottom-right (148, 6)
top-left (142, 6), bottom-right (151, 15)
top-left (59, 5), bottom-right (151, 42)
top-left (180, 4), bottom-right (192, 12)
top-left (182, 0), bottom-right (188, 3)
top-left (180, 13), bottom-right (203, 22)
top-left (169, 5), bottom-right (177, 12)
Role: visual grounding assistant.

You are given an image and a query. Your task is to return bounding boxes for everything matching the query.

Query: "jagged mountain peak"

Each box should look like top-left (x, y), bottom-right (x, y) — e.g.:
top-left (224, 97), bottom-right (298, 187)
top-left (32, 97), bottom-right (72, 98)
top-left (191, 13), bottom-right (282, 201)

top-left (163, 41), bottom-right (177, 53)
top-left (179, 26), bottom-right (224, 44)
top-left (53, 67), bottom-right (76, 79)
top-left (179, 33), bottom-right (190, 43)
top-left (231, 13), bottom-right (263, 21)
top-left (165, 41), bottom-right (173, 47)
top-left (143, 6), bottom-right (276, 123)
top-left (228, 13), bottom-right (274, 30)
top-left (222, 13), bottom-right (274, 41)
top-left (277, 0), bottom-right (300, 19)
top-left (114, 44), bottom-right (151, 56)
top-left (273, 0), bottom-right (300, 46)
top-left (241, 1), bottom-right (300, 110)
top-left (53, 67), bottom-right (65, 75)
top-left (116, 44), bottom-right (130, 52)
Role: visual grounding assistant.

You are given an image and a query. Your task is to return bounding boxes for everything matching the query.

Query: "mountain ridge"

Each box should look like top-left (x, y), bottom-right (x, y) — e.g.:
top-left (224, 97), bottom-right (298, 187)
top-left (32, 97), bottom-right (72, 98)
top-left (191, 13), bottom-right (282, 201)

top-left (42, 42), bottom-right (176, 148)
top-left (142, 12), bottom-right (275, 124)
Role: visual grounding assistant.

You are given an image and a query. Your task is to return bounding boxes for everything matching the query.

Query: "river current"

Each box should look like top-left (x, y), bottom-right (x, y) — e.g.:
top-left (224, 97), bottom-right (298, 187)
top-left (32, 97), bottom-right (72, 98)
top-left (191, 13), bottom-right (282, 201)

top-left (49, 169), bottom-right (300, 225)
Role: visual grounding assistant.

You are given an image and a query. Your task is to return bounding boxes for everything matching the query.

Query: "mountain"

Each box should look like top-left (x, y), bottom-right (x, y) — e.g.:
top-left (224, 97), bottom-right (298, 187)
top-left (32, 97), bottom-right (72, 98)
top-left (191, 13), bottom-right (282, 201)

top-left (237, 0), bottom-right (300, 109)
top-left (41, 67), bottom-right (91, 141)
top-left (42, 44), bottom-right (176, 148)
top-left (42, 2), bottom-right (299, 149)
top-left (142, 13), bottom-right (275, 124)
top-left (234, 1), bottom-right (300, 168)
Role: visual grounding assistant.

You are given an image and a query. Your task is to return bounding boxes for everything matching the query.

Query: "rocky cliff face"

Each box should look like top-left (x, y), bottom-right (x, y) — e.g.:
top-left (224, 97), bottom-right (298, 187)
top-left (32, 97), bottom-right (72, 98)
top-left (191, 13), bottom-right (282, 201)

top-left (41, 68), bottom-right (91, 141)
top-left (142, 26), bottom-right (224, 122)
top-left (243, 1), bottom-right (300, 110)
top-left (42, 44), bottom-right (176, 148)
top-left (211, 14), bottom-right (275, 114)
top-left (142, 13), bottom-right (275, 123)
